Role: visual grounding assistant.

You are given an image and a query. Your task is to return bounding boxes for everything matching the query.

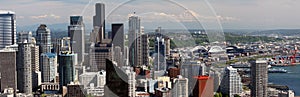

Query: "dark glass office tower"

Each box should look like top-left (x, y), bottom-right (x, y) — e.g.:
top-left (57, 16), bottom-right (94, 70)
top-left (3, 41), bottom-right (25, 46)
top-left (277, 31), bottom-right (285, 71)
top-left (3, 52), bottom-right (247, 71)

top-left (111, 23), bottom-right (124, 52)
top-left (93, 3), bottom-right (105, 43)
top-left (58, 53), bottom-right (76, 87)
top-left (105, 59), bottom-right (129, 97)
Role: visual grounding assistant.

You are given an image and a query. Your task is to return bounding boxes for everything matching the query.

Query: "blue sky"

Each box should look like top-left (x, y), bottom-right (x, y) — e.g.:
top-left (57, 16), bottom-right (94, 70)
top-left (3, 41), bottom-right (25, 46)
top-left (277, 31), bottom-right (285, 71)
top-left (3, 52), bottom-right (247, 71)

top-left (2, 0), bottom-right (300, 30)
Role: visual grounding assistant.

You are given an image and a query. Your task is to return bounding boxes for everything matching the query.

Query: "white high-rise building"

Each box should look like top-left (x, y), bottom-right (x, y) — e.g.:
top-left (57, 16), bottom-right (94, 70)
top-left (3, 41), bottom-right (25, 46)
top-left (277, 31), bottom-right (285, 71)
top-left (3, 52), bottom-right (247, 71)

top-left (220, 66), bottom-right (243, 97)
top-left (124, 67), bottom-right (136, 97)
top-left (128, 14), bottom-right (149, 68)
top-left (40, 53), bottom-right (57, 82)
top-left (172, 75), bottom-right (188, 97)
top-left (0, 11), bottom-right (16, 49)
top-left (79, 67), bottom-right (106, 89)
top-left (128, 14), bottom-right (142, 67)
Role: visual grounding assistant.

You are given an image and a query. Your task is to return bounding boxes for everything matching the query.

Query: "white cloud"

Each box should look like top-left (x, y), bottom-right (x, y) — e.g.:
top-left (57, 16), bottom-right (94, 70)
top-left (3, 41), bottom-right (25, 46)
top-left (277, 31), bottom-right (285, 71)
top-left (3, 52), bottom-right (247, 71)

top-left (30, 14), bottom-right (60, 19)
top-left (17, 16), bottom-right (25, 19)
top-left (217, 15), bottom-right (239, 21)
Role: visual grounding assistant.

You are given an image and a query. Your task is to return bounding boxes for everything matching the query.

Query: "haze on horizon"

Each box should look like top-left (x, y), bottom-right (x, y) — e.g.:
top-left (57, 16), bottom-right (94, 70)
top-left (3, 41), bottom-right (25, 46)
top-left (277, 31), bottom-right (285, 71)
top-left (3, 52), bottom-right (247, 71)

top-left (2, 0), bottom-right (300, 30)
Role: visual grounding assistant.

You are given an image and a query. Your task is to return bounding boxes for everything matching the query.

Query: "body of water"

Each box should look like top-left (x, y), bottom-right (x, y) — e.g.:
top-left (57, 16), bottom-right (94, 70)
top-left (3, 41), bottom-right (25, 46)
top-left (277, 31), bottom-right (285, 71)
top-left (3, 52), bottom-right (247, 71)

top-left (269, 65), bottom-right (300, 96)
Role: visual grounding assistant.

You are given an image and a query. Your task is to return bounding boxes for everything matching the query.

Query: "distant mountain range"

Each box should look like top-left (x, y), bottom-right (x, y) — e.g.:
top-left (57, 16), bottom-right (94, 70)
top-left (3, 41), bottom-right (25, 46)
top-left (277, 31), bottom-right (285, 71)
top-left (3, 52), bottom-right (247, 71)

top-left (226, 29), bottom-right (300, 36)
top-left (17, 23), bottom-right (93, 33)
top-left (17, 23), bottom-right (300, 37)
top-left (17, 23), bottom-right (68, 32)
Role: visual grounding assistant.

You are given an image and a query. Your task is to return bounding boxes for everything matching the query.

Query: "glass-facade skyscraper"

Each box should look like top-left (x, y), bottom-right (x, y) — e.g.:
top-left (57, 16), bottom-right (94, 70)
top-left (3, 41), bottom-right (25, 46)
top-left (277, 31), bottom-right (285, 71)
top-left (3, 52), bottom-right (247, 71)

top-left (58, 53), bottom-right (77, 87)
top-left (68, 16), bottom-right (85, 66)
top-left (93, 3), bottom-right (105, 43)
top-left (36, 24), bottom-right (52, 54)
top-left (128, 14), bottom-right (149, 67)
top-left (0, 11), bottom-right (16, 48)
top-left (40, 53), bottom-right (57, 82)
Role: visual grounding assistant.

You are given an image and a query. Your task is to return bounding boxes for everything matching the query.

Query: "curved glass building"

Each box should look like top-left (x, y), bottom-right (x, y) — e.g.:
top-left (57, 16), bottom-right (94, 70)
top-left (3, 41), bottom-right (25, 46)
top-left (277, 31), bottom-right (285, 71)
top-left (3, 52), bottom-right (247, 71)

top-left (0, 11), bottom-right (16, 48)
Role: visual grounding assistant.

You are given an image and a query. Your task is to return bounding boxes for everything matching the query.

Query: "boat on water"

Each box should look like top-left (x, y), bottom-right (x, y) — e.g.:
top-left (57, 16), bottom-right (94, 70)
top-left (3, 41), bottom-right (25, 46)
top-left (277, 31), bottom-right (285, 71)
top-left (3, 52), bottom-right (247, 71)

top-left (268, 68), bottom-right (288, 73)
top-left (239, 68), bottom-right (287, 73)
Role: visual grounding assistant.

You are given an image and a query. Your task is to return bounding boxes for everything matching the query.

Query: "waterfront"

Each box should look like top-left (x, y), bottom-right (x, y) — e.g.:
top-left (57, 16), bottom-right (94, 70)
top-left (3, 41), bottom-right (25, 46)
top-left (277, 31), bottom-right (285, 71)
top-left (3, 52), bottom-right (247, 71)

top-left (269, 65), bottom-right (300, 95)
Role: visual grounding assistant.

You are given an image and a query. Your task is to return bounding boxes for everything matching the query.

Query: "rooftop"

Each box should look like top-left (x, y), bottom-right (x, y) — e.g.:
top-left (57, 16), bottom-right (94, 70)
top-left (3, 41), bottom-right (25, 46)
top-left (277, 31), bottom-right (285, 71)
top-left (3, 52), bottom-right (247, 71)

top-left (42, 53), bottom-right (56, 58)
top-left (194, 76), bottom-right (210, 80)
top-left (256, 60), bottom-right (267, 63)
top-left (0, 48), bottom-right (16, 52)
top-left (0, 10), bottom-right (15, 14)
top-left (226, 66), bottom-right (237, 71)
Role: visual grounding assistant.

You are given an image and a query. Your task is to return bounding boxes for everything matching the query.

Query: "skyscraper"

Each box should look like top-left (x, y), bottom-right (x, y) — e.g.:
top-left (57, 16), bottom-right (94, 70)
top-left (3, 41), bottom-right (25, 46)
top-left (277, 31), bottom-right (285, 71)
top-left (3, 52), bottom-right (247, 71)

top-left (36, 24), bottom-right (52, 54)
top-left (250, 60), bottom-right (268, 97)
top-left (17, 31), bottom-right (41, 92)
top-left (36, 24), bottom-right (55, 83)
top-left (220, 66), bottom-right (243, 97)
top-left (68, 16), bottom-right (85, 66)
top-left (172, 75), bottom-right (188, 97)
top-left (18, 32), bottom-right (39, 71)
top-left (41, 53), bottom-right (57, 82)
top-left (128, 14), bottom-right (140, 67)
top-left (113, 46), bottom-right (123, 67)
top-left (128, 14), bottom-right (149, 67)
top-left (57, 37), bottom-right (77, 87)
top-left (31, 42), bottom-right (41, 92)
top-left (111, 23), bottom-right (124, 52)
top-left (0, 11), bottom-right (16, 48)
top-left (18, 31), bottom-right (34, 43)
top-left (89, 3), bottom-right (113, 72)
top-left (111, 23), bottom-right (125, 67)
top-left (165, 38), bottom-right (171, 56)
top-left (141, 34), bottom-right (149, 66)
top-left (59, 52), bottom-right (77, 87)
top-left (93, 3), bottom-right (105, 43)
top-left (17, 41), bottom-right (33, 94)
top-left (154, 36), bottom-right (166, 71)
top-left (0, 48), bottom-right (17, 92)
top-left (89, 39), bottom-right (112, 71)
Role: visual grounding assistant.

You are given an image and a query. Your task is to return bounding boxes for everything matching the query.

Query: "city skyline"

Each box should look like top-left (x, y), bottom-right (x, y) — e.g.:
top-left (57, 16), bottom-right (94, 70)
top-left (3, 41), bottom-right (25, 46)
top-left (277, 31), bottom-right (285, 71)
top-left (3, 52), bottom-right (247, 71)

top-left (0, 1), bottom-right (299, 97)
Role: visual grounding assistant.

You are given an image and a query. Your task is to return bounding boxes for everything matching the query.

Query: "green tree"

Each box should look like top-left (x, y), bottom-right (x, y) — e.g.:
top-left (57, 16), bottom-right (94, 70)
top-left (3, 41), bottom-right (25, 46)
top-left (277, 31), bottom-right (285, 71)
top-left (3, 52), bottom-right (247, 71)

top-left (234, 94), bottom-right (241, 97)
top-left (214, 92), bottom-right (223, 97)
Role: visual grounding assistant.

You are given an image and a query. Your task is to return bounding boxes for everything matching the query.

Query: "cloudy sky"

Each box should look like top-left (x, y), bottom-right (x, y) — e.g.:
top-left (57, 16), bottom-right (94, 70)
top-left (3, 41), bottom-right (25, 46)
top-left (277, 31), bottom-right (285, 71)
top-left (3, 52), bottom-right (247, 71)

top-left (2, 0), bottom-right (300, 30)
